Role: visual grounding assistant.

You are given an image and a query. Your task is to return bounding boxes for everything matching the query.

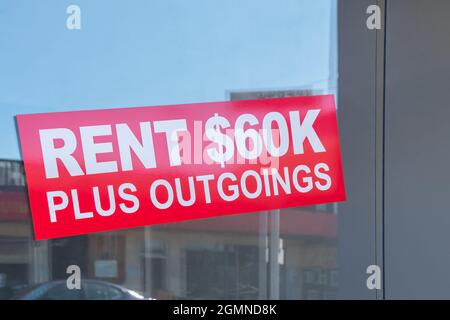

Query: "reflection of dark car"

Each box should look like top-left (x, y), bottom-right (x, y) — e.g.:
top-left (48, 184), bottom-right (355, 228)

top-left (12, 280), bottom-right (148, 300)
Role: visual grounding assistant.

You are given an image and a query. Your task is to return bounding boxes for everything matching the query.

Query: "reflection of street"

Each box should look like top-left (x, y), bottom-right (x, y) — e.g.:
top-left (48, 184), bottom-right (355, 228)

top-left (0, 159), bottom-right (338, 300)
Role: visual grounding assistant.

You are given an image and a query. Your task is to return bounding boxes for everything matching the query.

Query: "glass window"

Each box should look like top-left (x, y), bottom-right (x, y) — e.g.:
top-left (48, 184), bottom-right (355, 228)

top-left (108, 286), bottom-right (124, 300)
top-left (84, 283), bottom-right (110, 300)
top-left (0, 0), bottom-right (374, 300)
top-left (43, 283), bottom-right (83, 300)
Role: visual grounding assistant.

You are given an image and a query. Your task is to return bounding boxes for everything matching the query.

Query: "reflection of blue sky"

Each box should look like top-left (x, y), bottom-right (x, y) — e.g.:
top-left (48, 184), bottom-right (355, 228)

top-left (0, 0), bottom-right (336, 160)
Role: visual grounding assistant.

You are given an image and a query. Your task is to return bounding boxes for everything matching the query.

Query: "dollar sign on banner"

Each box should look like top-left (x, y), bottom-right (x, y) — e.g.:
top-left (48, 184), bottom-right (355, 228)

top-left (205, 113), bottom-right (234, 168)
top-left (213, 113), bottom-right (225, 168)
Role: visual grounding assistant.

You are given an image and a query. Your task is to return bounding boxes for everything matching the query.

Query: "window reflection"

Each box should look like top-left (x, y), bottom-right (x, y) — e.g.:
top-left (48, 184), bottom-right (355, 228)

top-left (0, 0), bottom-right (338, 300)
top-left (0, 163), bottom-right (337, 300)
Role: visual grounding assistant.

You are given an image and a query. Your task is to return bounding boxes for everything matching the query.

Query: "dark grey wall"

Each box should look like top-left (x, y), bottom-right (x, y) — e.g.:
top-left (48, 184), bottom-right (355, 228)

top-left (385, 0), bottom-right (450, 298)
top-left (338, 0), bottom-right (378, 299)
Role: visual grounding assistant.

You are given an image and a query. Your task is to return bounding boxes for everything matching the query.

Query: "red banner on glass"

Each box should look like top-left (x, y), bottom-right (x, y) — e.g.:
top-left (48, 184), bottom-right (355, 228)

top-left (16, 95), bottom-right (346, 240)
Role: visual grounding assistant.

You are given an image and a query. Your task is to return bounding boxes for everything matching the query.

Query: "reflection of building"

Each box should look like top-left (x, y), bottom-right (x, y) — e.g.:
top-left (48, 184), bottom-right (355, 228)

top-left (0, 160), bottom-right (49, 297)
top-left (0, 159), bottom-right (337, 300)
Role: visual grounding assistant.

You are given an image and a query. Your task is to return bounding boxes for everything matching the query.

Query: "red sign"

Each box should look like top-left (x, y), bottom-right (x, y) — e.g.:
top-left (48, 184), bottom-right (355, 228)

top-left (16, 95), bottom-right (345, 240)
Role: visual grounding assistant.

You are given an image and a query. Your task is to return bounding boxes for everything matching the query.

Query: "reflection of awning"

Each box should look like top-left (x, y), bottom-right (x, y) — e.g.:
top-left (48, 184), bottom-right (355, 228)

top-left (0, 192), bottom-right (30, 222)
top-left (156, 208), bottom-right (337, 238)
top-left (0, 191), bottom-right (337, 238)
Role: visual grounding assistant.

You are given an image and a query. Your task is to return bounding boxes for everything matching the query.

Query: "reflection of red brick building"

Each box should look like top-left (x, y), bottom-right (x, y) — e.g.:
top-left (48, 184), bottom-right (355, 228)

top-left (0, 191), bottom-right (337, 238)
top-left (158, 208), bottom-right (337, 238)
top-left (0, 159), bottom-right (338, 299)
top-left (0, 192), bottom-right (29, 222)
top-left (87, 234), bottom-right (126, 283)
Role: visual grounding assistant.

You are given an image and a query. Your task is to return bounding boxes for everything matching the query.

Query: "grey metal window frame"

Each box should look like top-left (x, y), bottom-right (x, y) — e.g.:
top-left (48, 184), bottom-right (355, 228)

top-left (337, 0), bottom-right (386, 299)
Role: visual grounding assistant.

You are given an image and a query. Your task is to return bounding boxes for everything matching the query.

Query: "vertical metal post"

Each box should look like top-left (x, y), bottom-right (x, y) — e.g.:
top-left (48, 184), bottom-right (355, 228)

top-left (375, 0), bottom-right (386, 300)
top-left (269, 209), bottom-right (280, 299)
top-left (144, 226), bottom-right (152, 298)
top-left (258, 211), bottom-right (269, 299)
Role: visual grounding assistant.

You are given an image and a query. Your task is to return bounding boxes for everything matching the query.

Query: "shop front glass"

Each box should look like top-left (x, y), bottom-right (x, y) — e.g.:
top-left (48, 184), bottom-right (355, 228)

top-left (0, 0), bottom-right (343, 299)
